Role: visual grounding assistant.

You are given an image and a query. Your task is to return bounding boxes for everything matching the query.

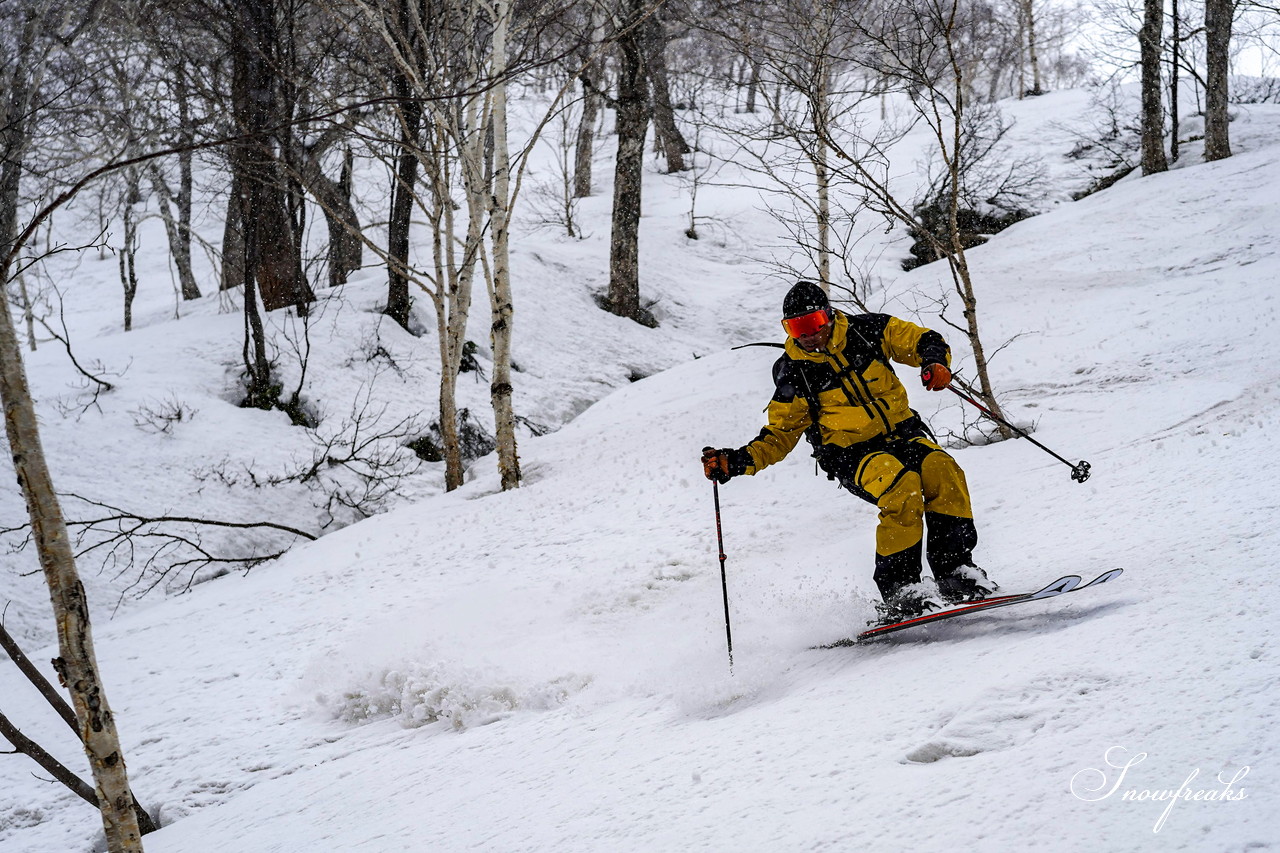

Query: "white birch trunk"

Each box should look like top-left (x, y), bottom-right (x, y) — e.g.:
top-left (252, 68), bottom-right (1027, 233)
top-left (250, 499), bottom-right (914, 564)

top-left (1, 271), bottom-right (144, 853)
top-left (0, 13), bottom-right (145, 846)
top-left (1024, 0), bottom-right (1042, 93)
top-left (814, 57), bottom-right (831, 284)
top-left (487, 0), bottom-right (520, 490)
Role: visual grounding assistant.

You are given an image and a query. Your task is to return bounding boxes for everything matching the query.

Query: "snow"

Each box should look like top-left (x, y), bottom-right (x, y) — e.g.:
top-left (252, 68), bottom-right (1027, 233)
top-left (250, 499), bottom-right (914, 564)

top-left (1, 88), bottom-right (1278, 852)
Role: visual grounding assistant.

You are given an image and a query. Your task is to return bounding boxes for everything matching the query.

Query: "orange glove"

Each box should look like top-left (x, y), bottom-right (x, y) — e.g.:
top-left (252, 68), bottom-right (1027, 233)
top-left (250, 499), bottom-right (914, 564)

top-left (702, 447), bottom-right (732, 484)
top-left (921, 363), bottom-right (951, 391)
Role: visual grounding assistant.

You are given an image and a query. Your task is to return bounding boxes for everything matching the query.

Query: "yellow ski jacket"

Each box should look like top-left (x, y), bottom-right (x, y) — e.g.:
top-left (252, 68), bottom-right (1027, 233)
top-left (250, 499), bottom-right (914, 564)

top-left (739, 310), bottom-right (950, 475)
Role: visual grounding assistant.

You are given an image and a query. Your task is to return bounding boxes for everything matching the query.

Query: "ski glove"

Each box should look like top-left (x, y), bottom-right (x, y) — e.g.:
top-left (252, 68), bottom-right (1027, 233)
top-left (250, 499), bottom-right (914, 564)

top-left (702, 447), bottom-right (751, 484)
top-left (921, 363), bottom-right (952, 391)
top-left (702, 447), bottom-right (732, 483)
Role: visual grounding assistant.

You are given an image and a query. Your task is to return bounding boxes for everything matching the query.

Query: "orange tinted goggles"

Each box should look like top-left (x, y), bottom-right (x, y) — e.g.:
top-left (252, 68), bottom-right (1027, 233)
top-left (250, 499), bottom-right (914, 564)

top-left (781, 308), bottom-right (831, 338)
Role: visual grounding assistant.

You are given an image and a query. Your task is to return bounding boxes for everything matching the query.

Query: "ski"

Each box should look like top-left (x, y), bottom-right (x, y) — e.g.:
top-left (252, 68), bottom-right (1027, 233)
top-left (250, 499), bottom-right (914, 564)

top-left (814, 568), bottom-right (1124, 648)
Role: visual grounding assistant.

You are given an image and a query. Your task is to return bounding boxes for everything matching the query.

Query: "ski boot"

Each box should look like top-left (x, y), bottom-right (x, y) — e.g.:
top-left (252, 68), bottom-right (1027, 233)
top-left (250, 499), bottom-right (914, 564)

top-left (935, 563), bottom-right (998, 606)
top-left (873, 582), bottom-right (944, 625)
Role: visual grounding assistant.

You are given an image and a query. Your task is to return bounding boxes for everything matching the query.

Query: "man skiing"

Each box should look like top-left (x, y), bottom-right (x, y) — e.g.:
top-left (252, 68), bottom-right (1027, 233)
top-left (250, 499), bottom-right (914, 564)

top-left (701, 280), bottom-right (996, 623)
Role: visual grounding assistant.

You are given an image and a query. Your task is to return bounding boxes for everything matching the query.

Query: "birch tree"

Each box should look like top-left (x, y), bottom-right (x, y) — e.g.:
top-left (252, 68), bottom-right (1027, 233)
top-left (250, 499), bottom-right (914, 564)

top-left (487, 0), bottom-right (521, 489)
top-left (776, 0), bottom-right (1017, 434)
top-left (0, 4), bottom-right (146, 849)
top-left (702, 0), bottom-right (856, 286)
top-left (857, 0), bottom-right (1013, 433)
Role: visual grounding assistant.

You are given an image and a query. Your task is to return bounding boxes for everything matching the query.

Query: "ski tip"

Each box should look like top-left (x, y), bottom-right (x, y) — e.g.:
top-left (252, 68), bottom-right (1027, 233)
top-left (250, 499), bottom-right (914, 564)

top-left (1085, 567), bottom-right (1124, 586)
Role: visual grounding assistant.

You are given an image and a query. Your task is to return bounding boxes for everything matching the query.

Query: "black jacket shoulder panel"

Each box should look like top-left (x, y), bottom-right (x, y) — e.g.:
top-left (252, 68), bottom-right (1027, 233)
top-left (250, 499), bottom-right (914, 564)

top-left (843, 312), bottom-right (892, 365)
top-left (846, 312), bottom-right (891, 341)
top-left (773, 355), bottom-right (836, 401)
top-left (771, 355), bottom-right (799, 402)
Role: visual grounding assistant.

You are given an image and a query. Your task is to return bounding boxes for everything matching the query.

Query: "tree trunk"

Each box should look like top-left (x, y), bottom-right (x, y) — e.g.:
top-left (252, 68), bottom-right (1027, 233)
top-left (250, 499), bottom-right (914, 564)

top-left (220, 171), bottom-right (245, 292)
top-left (228, 0), bottom-right (314, 314)
top-left (0, 623), bottom-right (158, 835)
top-left (385, 19), bottom-right (422, 330)
top-left (237, 183), bottom-right (273, 408)
top-left (943, 2), bottom-right (1011, 437)
top-left (384, 0), bottom-right (424, 330)
top-left (573, 9), bottom-right (605, 198)
top-left (442, 109), bottom-right (485, 491)
top-left (606, 0), bottom-right (654, 327)
top-left (15, 270), bottom-right (37, 351)
top-left (0, 299), bottom-right (146, 852)
top-left (642, 13), bottom-right (689, 173)
top-left (1139, 0), bottom-right (1169, 175)
top-left (1, 145), bottom-right (145, 853)
top-left (228, 0), bottom-right (304, 405)
top-left (745, 56), bottom-right (761, 114)
top-left (488, 0), bottom-right (520, 491)
top-left (1171, 0), bottom-right (1181, 162)
top-left (118, 185), bottom-right (139, 332)
top-left (1023, 0), bottom-right (1042, 94)
top-left (573, 81), bottom-right (601, 197)
top-left (0, 10), bottom-right (36, 285)
top-left (148, 164), bottom-right (201, 300)
top-left (294, 142), bottom-right (362, 288)
top-left (173, 62), bottom-right (200, 300)
top-left (1015, 6), bottom-right (1026, 98)
top-left (1204, 0), bottom-right (1233, 162)
top-left (2, 20), bottom-right (145, 850)
top-left (949, 250), bottom-right (1011, 438)
top-left (813, 58), bottom-right (831, 284)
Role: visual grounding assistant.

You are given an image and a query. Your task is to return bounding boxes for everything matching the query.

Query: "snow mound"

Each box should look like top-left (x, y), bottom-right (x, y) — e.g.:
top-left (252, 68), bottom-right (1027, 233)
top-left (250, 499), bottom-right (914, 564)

top-left (903, 672), bottom-right (1114, 763)
top-left (318, 660), bottom-right (592, 731)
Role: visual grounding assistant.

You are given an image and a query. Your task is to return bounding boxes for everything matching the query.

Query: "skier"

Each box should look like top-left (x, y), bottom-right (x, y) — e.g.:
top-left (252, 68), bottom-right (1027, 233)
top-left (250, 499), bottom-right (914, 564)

top-left (701, 280), bottom-right (997, 623)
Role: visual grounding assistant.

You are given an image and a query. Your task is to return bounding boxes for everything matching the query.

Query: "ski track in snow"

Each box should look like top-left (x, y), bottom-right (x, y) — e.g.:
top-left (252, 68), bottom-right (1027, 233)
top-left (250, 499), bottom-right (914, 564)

top-left (2, 90), bottom-right (1278, 852)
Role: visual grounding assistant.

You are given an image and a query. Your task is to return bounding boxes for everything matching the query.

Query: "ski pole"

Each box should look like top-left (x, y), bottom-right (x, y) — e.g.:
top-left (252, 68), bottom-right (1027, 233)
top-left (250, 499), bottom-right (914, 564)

top-left (711, 480), bottom-right (735, 672)
top-left (923, 368), bottom-right (1092, 483)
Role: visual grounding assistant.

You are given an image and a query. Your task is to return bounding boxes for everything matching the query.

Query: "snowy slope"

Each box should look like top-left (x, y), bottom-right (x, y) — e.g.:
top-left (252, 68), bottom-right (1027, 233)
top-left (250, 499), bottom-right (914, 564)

top-left (2, 91), bottom-right (1278, 852)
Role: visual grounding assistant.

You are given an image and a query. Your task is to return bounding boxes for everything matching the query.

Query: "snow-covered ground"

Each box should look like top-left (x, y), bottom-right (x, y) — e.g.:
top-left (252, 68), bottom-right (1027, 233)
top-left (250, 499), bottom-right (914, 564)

top-left (1, 89), bottom-right (1277, 852)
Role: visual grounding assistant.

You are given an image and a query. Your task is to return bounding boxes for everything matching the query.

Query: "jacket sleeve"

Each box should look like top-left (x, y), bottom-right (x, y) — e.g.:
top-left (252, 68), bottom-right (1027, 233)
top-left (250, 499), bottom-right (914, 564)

top-left (880, 316), bottom-right (951, 369)
top-left (735, 358), bottom-right (813, 475)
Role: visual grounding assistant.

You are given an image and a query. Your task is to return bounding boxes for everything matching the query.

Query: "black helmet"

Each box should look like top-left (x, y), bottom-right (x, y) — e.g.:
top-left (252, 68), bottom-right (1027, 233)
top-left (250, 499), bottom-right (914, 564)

top-left (782, 280), bottom-right (830, 318)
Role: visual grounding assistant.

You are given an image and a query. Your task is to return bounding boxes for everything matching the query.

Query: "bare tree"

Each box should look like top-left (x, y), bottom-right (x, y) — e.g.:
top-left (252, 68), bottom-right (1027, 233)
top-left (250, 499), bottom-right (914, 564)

top-left (0, 6), bottom-right (147, 846)
top-left (1139, 0), bottom-right (1169, 174)
top-left (224, 0), bottom-right (317, 410)
top-left (382, 0), bottom-right (423, 331)
top-left (289, 131), bottom-right (363, 288)
top-left (1203, 0), bottom-right (1234, 160)
top-left (573, 4), bottom-right (607, 197)
top-left (338, 0), bottom-right (496, 490)
top-left (779, 0), bottom-right (1018, 434)
top-left (643, 8), bottom-right (691, 172)
top-left (605, 0), bottom-right (657, 326)
top-left (487, 0), bottom-right (521, 490)
top-left (698, 0), bottom-right (864, 285)
top-left (1020, 0), bottom-right (1044, 94)
top-left (132, 36), bottom-right (204, 302)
